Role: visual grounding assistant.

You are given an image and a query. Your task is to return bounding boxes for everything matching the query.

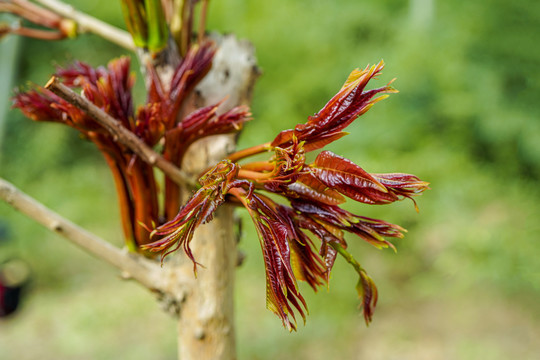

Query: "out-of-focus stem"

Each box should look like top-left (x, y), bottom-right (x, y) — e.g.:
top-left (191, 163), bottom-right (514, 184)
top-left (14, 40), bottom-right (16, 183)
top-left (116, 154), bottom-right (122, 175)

top-left (0, 176), bottom-right (195, 314)
top-left (2, 0), bottom-right (62, 28)
top-left (178, 0), bottom-right (193, 55)
top-left (0, 177), bottom-right (158, 289)
top-left (128, 158), bottom-right (159, 246)
top-left (164, 173), bottom-right (182, 221)
top-left (35, 0), bottom-right (135, 50)
top-left (197, 0), bottom-right (208, 44)
top-left (145, 0), bottom-right (169, 51)
top-left (119, 0), bottom-right (147, 48)
top-left (2, 26), bottom-right (65, 40)
top-left (95, 138), bottom-right (137, 252)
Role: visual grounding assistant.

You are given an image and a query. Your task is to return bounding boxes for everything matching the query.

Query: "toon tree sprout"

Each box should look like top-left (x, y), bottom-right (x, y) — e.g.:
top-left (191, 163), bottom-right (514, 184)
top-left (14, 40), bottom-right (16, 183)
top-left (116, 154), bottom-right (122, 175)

top-left (1, 0), bottom-right (428, 358)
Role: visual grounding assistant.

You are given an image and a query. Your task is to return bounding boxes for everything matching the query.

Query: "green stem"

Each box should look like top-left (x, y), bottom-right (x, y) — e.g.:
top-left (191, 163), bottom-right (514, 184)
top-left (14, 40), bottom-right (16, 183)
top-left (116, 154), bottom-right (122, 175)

top-left (120, 0), bottom-right (147, 48)
top-left (145, 0), bottom-right (168, 51)
top-left (329, 242), bottom-right (364, 274)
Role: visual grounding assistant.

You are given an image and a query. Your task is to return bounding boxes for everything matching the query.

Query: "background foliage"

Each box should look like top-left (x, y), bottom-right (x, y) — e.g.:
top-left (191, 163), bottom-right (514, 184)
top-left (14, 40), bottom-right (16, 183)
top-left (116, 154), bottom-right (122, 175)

top-left (1, 0), bottom-right (539, 359)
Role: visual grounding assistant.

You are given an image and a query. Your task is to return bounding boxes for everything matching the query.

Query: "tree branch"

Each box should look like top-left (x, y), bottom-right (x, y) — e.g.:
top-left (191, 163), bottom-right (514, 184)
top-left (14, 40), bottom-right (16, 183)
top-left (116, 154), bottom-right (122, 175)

top-left (45, 76), bottom-right (198, 188)
top-left (34, 0), bottom-right (135, 50)
top-left (0, 177), bottom-right (158, 289)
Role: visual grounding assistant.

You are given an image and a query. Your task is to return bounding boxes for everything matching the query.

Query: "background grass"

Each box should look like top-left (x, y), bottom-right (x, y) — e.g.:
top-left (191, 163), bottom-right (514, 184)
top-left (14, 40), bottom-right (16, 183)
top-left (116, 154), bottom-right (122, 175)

top-left (1, 0), bottom-right (539, 359)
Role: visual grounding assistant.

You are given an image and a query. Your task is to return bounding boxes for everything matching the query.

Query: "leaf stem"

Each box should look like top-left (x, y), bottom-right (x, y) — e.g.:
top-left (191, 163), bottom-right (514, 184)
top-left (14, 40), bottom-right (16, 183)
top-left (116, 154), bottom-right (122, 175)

top-left (329, 242), bottom-right (364, 274)
top-left (238, 168), bottom-right (274, 181)
top-left (227, 142), bottom-right (272, 162)
top-left (239, 161), bottom-right (274, 172)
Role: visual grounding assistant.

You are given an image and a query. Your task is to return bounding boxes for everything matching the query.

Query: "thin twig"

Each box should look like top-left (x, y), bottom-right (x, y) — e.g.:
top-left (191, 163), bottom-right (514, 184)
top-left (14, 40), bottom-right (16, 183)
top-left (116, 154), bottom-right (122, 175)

top-left (35, 0), bottom-right (135, 50)
top-left (0, 177), bottom-right (158, 290)
top-left (2, 25), bottom-right (65, 40)
top-left (45, 76), bottom-right (198, 188)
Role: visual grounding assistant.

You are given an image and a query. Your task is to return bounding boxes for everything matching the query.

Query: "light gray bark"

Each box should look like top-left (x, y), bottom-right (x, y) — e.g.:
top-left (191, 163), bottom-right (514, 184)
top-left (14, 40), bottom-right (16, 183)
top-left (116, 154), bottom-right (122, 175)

top-left (167, 34), bottom-right (259, 360)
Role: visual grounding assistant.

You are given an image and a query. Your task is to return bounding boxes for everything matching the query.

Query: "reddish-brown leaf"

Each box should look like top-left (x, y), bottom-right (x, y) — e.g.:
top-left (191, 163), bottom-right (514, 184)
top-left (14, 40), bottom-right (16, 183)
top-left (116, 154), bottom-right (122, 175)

top-left (228, 188), bottom-right (318, 331)
top-left (291, 199), bottom-right (404, 251)
top-left (286, 173), bottom-right (346, 205)
top-left (143, 161), bottom-right (240, 267)
top-left (271, 61), bottom-right (397, 151)
top-left (310, 151), bottom-right (395, 204)
top-left (147, 40), bottom-right (216, 128)
top-left (357, 270), bottom-right (378, 324)
top-left (301, 131), bottom-right (348, 152)
top-left (57, 57), bottom-right (135, 129)
top-left (297, 215), bottom-right (343, 280)
top-left (248, 195), bottom-right (308, 331)
top-left (279, 206), bottom-right (326, 290)
top-left (135, 102), bottom-right (165, 146)
top-left (12, 86), bottom-right (96, 131)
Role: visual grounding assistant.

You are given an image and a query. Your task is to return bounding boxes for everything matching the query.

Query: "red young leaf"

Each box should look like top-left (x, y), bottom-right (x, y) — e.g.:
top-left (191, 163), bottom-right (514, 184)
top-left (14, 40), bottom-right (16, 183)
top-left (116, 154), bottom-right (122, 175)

top-left (373, 173), bottom-right (430, 208)
top-left (57, 57), bottom-right (135, 129)
top-left (147, 40), bottom-right (216, 129)
top-left (180, 103), bottom-right (252, 144)
top-left (135, 102), bottom-right (165, 146)
top-left (286, 173), bottom-right (346, 205)
top-left (310, 151), bottom-right (395, 204)
top-left (291, 199), bottom-right (405, 251)
top-left (301, 131), bottom-right (348, 153)
top-left (143, 161), bottom-right (240, 267)
top-left (12, 86), bottom-right (97, 131)
top-left (279, 206), bottom-right (326, 291)
top-left (261, 138), bottom-right (307, 193)
top-left (247, 194), bottom-right (308, 331)
top-left (228, 188), bottom-right (321, 331)
top-left (357, 270), bottom-right (378, 324)
top-left (271, 61), bottom-right (397, 151)
top-left (163, 103), bottom-right (251, 172)
top-left (293, 212), bottom-right (344, 281)
top-left (13, 87), bottom-right (70, 122)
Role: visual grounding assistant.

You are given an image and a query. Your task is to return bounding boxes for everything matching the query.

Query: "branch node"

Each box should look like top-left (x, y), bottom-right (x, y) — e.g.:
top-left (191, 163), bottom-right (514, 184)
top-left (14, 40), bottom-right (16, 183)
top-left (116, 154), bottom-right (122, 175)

top-left (50, 220), bottom-right (62, 232)
top-left (194, 327), bottom-right (206, 340)
top-left (120, 270), bottom-right (132, 280)
top-left (35, 0), bottom-right (135, 50)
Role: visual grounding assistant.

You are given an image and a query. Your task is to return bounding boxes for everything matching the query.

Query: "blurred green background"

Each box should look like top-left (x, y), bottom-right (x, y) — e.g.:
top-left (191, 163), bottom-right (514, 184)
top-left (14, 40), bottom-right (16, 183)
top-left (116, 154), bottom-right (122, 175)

top-left (1, 0), bottom-right (539, 359)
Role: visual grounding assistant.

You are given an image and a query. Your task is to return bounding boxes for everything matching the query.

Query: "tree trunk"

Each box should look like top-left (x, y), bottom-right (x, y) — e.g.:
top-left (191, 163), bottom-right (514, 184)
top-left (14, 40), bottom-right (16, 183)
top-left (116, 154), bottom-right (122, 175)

top-left (166, 34), bottom-right (258, 360)
top-left (174, 205), bottom-right (237, 359)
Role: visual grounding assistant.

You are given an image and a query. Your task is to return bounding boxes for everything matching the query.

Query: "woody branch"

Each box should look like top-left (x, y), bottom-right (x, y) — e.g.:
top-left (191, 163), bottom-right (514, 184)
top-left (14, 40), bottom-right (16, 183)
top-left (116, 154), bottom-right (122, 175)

top-left (0, 177), bottom-right (184, 294)
top-left (45, 76), bottom-right (198, 188)
top-left (34, 0), bottom-right (135, 50)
